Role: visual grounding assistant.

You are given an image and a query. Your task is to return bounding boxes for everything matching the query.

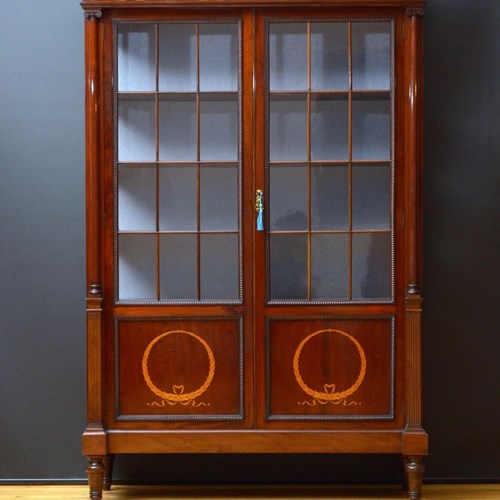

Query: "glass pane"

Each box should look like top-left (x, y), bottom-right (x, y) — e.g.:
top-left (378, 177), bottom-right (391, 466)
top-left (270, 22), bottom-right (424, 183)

top-left (200, 95), bottom-right (238, 161)
top-left (311, 165), bottom-right (349, 230)
top-left (270, 234), bottom-right (307, 299)
top-left (118, 95), bottom-right (156, 162)
top-left (200, 165), bottom-right (238, 231)
top-left (352, 232), bottom-right (391, 299)
top-left (269, 23), bottom-right (307, 91)
top-left (159, 165), bottom-right (197, 231)
top-left (158, 24), bottom-right (196, 92)
top-left (160, 234), bottom-right (197, 299)
top-left (270, 234), bottom-right (308, 299)
top-left (311, 95), bottom-right (348, 161)
top-left (311, 22), bottom-right (349, 91)
top-left (352, 22), bottom-right (391, 90)
top-left (311, 234), bottom-right (349, 299)
top-left (269, 95), bottom-right (307, 161)
top-left (270, 165), bottom-right (307, 231)
top-left (352, 165), bottom-right (391, 230)
top-left (118, 165), bottom-right (156, 231)
top-left (352, 95), bottom-right (391, 160)
top-left (199, 23), bottom-right (238, 92)
top-left (118, 234), bottom-right (156, 300)
top-left (117, 24), bottom-right (156, 92)
top-left (200, 234), bottom-right (239, 300)
top-left (159, 95), bottom-right (197, 161)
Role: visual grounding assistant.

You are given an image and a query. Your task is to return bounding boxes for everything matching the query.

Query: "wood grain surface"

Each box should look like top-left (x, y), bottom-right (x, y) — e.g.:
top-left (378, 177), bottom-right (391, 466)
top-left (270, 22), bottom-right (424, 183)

top-left (0, 484), bottom-right (498, 499)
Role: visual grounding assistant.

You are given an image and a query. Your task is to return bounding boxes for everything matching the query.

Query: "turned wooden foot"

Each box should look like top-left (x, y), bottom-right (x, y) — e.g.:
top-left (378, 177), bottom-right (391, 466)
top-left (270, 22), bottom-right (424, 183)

top-left (86, 456), bottom-right (105, 500)
top-left (405, 455), bottom-right (424, 499)
top-left (102, 454), bottom-right (115, 491)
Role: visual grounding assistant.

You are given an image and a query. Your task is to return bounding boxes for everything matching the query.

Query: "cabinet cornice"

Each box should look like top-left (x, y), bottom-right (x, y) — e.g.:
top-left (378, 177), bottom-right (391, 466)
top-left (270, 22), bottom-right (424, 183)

top-left (82, 0), bottom-right (426, 9)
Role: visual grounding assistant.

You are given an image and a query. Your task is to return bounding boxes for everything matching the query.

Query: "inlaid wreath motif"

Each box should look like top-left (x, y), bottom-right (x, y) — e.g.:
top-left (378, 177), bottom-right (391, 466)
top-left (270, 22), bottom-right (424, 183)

top-left (293, 329), bottom-right (367, 405)
top-left (142, 330), bottom-right (215, 405)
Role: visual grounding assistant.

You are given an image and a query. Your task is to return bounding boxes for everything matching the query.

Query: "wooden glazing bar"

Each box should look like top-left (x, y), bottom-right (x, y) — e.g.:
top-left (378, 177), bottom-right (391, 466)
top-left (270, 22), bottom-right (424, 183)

top-left (118, 161), bottom-right (158, 166)
top-left (350, 159), bottom-right (392, 164)
top-left (116, 90), bottom-right (162, 95)
top-left (352, 229), bottom-right (392, 234)
top-left (269, 230), bottom-right (310, 235)
top-left (268, 160), bottom-right (312, 165)
top-left (268, 229), bottom-right (391, 235)
top-left (270, 160), bottom-right (396, 165)
top-left (118, 230), bottom-right (241, 235)
top-left (160, 160), bottom-right (238, 164)
top-left (202, 230), bottom-right (241, 235)
top-left (269, 89), bottom-right (352, 96)
top-left (351, 89), bottom-right (392, 95)
top-left (272, 229), bottom-right (350, 235)
top-left (268, 90), bottom-right (317, 95)
top-left (308, 90), bottom-right (352, 95)
top-left (166, 230), bottom-right (241, 234)
top-left (347, 20), bottom-right (353, 300)
top-left (269, 90), bottom-right (364, 96)
top-left (266, 91), bottom-right (389, 97)
top-left (306, 21), bottom-right (312, 301)
top-left (196, 22), bottom-right (201, 301)
top-left (117, 230), bottom-right (157, 235)
top-left (155, 23), bottom-right (161, 301)
top-left (116, 160), bottom-right (241, 165)
top-left (117, 91), bottom-right (237, 95)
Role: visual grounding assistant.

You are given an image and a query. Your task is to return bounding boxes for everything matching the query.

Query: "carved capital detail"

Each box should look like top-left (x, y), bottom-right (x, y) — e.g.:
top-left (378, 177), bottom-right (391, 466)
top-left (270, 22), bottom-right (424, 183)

top-left (88, 283), bottom-right (103, 297)
top-left (405, 7), bottom-right (424, 18)
top-left (407, 284), bottom-right (421, 296)
top-left (84, 10), bottom-right (102, 19)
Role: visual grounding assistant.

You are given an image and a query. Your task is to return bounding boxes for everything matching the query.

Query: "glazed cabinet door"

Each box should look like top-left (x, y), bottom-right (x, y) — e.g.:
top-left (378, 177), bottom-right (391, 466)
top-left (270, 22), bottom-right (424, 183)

top-left (104, 8), bottom-right (403, 429)
top-left (106, 11), bottom-right (254, 427)
top-left (254, 12), bottom-right (401, 426)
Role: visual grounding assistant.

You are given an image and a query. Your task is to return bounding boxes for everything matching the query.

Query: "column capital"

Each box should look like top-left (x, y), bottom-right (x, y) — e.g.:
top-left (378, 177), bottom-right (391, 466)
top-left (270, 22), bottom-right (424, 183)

top-left (405, 7), bottom-right (425, 17)
top-left (84, 10), bottom-right (102, 20)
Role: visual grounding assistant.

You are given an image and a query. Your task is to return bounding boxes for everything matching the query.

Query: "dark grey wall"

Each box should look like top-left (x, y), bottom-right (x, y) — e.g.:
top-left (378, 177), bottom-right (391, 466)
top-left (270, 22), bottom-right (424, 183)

top-left (0, 0), bottom-right (498, 484)
top-left (423, 0), bottom-right (500, 481)
top-left (0, 0), bottom-right (86, 480)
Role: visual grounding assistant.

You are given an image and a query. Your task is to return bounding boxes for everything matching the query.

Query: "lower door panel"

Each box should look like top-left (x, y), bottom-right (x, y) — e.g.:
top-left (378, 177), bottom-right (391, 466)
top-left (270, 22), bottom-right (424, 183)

top-left (114, 317), bottom-right (244, 421)
top-left (266, 315), bottom-right (395, 421)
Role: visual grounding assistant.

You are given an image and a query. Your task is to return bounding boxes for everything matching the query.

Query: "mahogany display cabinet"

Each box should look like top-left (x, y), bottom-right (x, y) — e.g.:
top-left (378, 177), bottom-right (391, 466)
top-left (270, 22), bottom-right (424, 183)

top-left (81, 0), bottom-right (428, 498)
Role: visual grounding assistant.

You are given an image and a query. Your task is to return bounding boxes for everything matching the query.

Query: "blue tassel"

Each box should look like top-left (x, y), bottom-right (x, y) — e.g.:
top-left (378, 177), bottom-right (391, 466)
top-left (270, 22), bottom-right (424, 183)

top-left (257, 210), bottom-right (264, 231)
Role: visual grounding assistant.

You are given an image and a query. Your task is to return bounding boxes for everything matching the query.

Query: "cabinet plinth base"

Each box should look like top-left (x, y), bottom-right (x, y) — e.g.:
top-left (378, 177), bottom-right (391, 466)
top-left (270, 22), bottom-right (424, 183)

top-left (84, 430), bottom-right (427, 498)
